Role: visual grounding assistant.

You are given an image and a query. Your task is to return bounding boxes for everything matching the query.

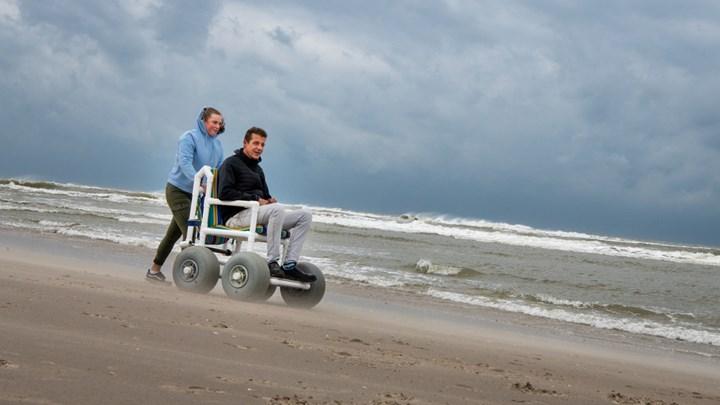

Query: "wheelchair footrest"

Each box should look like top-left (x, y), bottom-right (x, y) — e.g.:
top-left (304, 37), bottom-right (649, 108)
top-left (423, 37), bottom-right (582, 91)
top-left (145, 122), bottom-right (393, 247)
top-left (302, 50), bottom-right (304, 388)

top-left (269, 277), bottom-right (311, 290)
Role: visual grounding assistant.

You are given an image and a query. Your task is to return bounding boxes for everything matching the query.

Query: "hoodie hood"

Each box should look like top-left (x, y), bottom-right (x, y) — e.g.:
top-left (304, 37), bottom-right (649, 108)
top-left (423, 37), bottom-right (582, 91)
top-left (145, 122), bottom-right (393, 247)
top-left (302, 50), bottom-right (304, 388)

top-left (196, 109), bottom-right (219, 138)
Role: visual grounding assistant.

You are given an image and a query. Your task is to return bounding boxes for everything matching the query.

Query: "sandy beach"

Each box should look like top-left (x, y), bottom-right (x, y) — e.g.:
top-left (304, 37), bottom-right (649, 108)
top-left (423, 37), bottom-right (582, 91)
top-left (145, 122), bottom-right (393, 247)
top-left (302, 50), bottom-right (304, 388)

top-left (1, 230), bottom-right (719, 405)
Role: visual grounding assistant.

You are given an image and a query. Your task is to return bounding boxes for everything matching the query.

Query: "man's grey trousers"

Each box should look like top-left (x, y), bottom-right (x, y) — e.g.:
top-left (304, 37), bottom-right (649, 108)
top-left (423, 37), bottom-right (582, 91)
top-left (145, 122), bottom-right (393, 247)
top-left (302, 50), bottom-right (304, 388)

top-left (226, 203), bottom-right (312, 264)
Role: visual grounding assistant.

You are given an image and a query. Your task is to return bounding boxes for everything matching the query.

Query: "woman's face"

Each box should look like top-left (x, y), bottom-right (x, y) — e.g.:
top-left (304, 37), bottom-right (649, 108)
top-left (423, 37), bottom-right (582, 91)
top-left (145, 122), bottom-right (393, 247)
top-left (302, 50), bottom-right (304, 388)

top-left (204, 113), bottom-right (223, 136)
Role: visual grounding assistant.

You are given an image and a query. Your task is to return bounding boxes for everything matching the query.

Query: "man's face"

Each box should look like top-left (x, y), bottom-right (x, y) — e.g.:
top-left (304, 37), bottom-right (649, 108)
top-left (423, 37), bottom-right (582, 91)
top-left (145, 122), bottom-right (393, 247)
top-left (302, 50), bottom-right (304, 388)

top-left (243, 133), bottom-right (266, 160)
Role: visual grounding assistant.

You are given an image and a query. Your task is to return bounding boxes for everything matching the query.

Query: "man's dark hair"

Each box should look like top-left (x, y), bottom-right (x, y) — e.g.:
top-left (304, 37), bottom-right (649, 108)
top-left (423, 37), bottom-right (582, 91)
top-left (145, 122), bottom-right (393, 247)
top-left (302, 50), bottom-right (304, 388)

top-left (244, 126), bottom-right (267, 142)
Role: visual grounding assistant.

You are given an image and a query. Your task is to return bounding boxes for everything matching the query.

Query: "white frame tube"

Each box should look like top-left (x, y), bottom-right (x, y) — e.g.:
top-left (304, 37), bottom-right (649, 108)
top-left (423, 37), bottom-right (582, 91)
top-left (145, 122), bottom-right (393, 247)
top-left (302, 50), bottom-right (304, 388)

top-left (184, 165), bottom-right (261, 253)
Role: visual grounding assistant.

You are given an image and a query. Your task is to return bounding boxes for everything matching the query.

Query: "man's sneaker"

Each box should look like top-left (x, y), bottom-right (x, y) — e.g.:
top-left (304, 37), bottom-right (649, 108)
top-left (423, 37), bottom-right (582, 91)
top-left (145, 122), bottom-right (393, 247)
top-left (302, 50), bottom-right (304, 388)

top-left (145, 269), bottom-right (167, 282)
top-left (282, 261), bottom-right (317, 283)
top-left (268, 261), bottom-right (284, 278)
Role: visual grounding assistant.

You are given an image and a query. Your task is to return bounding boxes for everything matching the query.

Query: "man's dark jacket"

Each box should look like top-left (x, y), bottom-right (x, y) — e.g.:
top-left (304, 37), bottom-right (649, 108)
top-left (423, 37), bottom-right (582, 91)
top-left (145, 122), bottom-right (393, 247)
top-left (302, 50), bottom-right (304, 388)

top-left (217, 149), bottom-right (272, 223)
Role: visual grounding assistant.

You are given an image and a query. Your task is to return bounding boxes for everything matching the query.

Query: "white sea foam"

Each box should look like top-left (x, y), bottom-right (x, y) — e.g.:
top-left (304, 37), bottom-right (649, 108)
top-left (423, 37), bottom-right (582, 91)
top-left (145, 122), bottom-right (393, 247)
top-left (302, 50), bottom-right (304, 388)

top-left (415, 259), bottom-right (464, 276)
top-left (0, 182), bottom-right (165, 205)
top-left (0, 220), bottom-right (43, 230)
top-left (428, 289), bottom-right (720, 346)
top-left (116, 216), bottom-right (168, 225)
top-left (310, 209), bottom-right (720, 266)
top-left (38, 220), bottom-right (79, 228)
top-left (420, 215), bottom-right (691, 249)
top-left (0, 198), bottom-right (170, 225)
top-left (533, 294), bottom-right (594, 308)
top-left (324, 265), bottom-right (408, 287)
top-left (529, 295), bottom-right (699, 321)
top-left (303, 256), bottom-right (409, 288)
top-left (0, 218), bottom-right (159, 249)
top-left (0, 202), bottom-right (62, 214)
top-left (5, 178), bottom-right (132, 192)
top-left (53, 227), bottom-right (158, 249)
top-left (60, 203), bottom-right (169, 220)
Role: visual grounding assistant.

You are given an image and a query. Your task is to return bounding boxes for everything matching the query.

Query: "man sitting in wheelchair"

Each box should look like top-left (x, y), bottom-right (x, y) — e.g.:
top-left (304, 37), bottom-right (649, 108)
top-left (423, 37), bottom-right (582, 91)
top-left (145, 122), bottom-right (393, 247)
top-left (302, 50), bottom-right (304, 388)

top-left (217, 126), bottom-right (316, 283)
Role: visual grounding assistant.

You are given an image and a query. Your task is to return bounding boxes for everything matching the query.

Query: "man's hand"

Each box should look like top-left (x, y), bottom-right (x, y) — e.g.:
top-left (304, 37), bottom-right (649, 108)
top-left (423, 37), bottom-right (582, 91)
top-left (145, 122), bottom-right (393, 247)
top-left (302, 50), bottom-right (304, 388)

top-left (259, 197), bottom-right (277, 205)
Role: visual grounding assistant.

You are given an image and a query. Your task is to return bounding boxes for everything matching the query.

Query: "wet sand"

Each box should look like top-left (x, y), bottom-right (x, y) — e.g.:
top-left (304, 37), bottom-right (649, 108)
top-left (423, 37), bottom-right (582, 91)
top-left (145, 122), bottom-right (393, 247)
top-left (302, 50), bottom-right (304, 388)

top-left (1, 230), bottom-right (719, 404)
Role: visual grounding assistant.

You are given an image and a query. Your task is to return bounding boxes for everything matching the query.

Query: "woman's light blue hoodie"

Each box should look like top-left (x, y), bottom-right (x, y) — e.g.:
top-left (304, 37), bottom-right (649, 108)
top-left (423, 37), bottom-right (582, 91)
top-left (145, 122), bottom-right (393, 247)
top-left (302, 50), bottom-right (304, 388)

top-left (167, 109), bottom-right (224, 193)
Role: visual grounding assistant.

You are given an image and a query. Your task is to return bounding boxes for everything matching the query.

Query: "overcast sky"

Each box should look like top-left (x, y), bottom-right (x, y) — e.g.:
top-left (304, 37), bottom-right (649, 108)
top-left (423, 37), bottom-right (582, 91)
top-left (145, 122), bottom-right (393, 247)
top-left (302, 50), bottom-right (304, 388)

top-left (1, 0), bottom-right (719, 245)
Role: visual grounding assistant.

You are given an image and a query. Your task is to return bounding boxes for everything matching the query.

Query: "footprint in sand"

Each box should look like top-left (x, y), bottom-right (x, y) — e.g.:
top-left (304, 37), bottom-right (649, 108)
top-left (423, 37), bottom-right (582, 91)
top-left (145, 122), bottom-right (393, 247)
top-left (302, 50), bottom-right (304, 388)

top-left (223, 342), bottom-right (252, 350)
top-left (608, 391), bottom-right (679, 405)
top-left (0, 359), bottom-right (19, 369)
top-left (374, 392), bottom-right (416, 404)
top-left (350, 338), bottom-right (369, 345)
top-left (455, 383), bottom-right (475, 391)
top-left (81, 311), bottom-right (134, 328)
top-left (267, 394), bottom-right (316, 405)
top-left (392, 338), bottom-right (410, 346)
top-left (187, 385), bottom-right (225, 394)
top-left (159, 384), bottom-right (225, 395)
top-left (513, 381), bottom-right (564, 397)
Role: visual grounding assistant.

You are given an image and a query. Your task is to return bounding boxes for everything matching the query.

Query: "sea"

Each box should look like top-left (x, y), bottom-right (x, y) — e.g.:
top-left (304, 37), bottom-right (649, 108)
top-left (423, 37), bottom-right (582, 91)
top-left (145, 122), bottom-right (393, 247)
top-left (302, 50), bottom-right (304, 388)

top-left (1, 178), bottom-right (719, 350)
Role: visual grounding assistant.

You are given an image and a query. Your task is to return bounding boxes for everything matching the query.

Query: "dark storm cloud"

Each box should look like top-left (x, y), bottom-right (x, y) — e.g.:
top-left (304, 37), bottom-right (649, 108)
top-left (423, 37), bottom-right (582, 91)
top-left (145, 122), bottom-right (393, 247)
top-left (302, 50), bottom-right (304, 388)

top-left (1, 0), bottom-right (718, 244)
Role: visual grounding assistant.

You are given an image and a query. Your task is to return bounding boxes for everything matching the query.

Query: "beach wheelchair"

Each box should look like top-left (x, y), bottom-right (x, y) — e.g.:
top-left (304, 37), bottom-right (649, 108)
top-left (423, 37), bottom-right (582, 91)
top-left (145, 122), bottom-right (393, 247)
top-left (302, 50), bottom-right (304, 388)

top-left (171, 165), bottom-right (325, 308)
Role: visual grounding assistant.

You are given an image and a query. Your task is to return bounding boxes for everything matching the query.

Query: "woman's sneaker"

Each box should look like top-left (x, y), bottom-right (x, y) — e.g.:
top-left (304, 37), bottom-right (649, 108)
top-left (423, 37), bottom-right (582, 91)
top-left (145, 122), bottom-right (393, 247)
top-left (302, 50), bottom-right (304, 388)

top-left (145, 269), bottom-right (167, 282)
top-left (282, 261), bottom-right (317, 283)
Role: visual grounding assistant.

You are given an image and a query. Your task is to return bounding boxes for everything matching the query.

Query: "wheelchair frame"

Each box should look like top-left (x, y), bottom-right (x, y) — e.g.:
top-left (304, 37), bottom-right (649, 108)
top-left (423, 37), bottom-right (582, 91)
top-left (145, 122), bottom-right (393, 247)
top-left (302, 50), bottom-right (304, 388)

top-left (170, 165), bottom-right (327, 307)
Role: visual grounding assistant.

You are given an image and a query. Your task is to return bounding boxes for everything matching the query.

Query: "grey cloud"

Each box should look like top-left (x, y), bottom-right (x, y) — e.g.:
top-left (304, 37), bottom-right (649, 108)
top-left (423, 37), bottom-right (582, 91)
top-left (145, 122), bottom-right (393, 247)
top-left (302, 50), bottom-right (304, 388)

top-left (268, 26), bottom-right (295, 47)
top-left (18, 1), bottom-right (151, 67)
top-left (153, 0), bottom-right (223, 51)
